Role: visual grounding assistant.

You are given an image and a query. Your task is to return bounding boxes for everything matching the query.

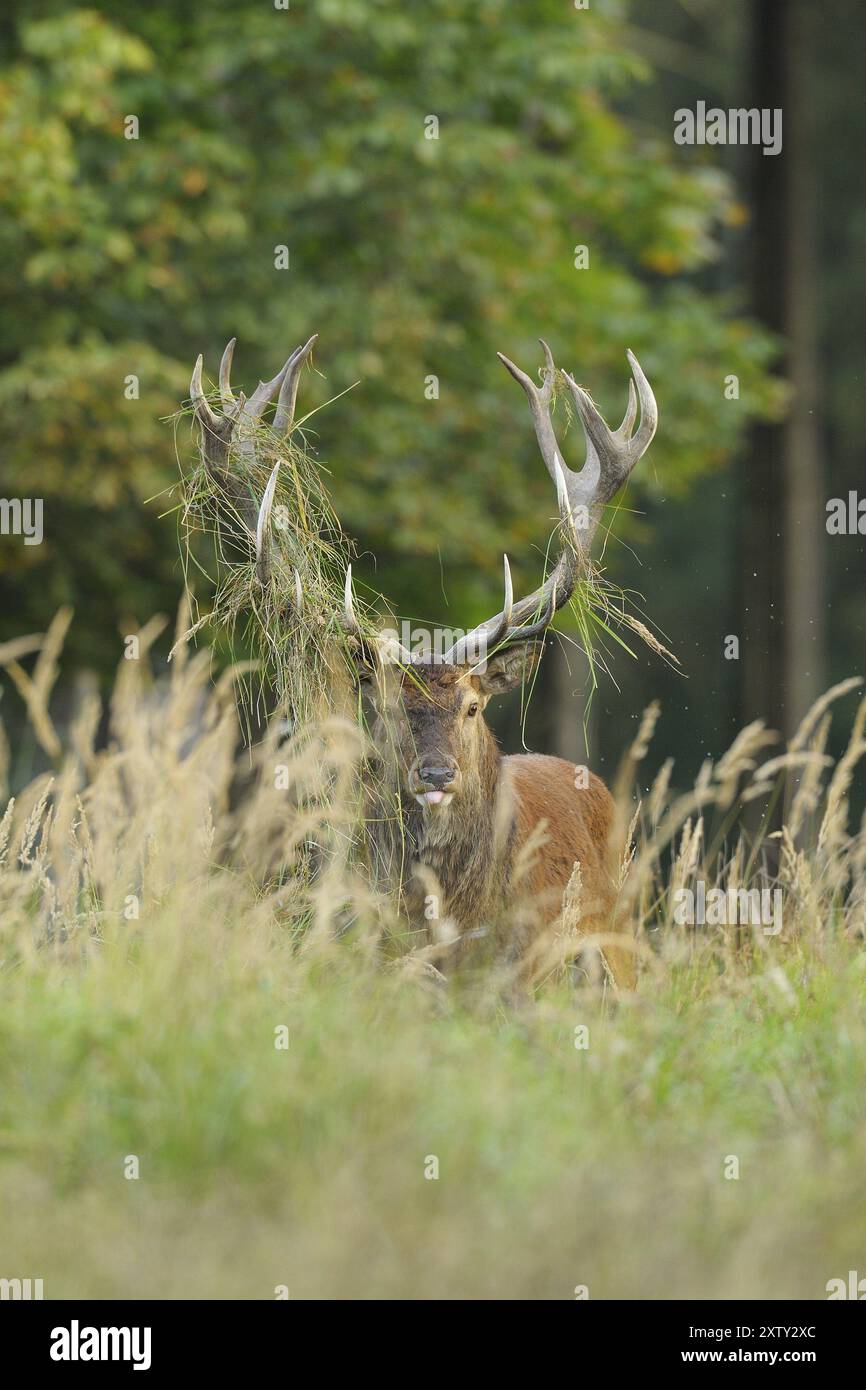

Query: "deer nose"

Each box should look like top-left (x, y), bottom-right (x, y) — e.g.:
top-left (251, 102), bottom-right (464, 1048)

top-left (417, 763), bottom-right (457, 790)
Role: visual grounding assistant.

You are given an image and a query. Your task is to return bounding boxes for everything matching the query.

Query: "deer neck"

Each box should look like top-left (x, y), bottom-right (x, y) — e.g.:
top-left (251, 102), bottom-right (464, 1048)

top-left (366, 723), bottom-right (513, 930)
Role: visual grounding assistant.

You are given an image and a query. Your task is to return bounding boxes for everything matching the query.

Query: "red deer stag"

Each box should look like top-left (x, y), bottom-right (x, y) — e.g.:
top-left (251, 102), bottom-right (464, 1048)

top-left (190, 337), bottom-right (657, 986)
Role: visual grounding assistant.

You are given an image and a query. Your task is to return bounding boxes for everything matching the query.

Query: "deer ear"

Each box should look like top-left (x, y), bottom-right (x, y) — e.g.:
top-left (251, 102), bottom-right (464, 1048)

top-left (475, 640), bottom-right (544, 696)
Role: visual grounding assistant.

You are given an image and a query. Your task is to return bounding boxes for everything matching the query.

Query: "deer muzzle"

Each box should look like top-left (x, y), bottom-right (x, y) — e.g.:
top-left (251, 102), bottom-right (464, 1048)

top-left (410, 759), bottom-right (461, 808)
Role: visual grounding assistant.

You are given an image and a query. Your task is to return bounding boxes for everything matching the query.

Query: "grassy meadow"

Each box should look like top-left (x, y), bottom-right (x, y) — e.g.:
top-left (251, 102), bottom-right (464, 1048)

top-left (1, 613), bottom-right (865, 1300)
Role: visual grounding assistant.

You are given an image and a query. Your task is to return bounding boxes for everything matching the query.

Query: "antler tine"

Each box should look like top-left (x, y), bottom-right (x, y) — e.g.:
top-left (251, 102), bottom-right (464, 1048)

top-left (496, 339), bottom-right (562, 488)
top-left (625, 348), bottom-right (658, 457)
top-left (475, 554), bottom-right (514, 652)
top-left (237, 355), bottom-right (295, 460)
top-left (446, 555), bottom-right (516, 666)
top-left (255, 460), bottom-right (281, 586)
top-left (617, 379), bottom-right (637, 439)
top-left (190, 354), bottom-right (217, 428)
top-left (274, 334), bottom-right (318, 435)
top-left (219, 338), bottom-right (237, 406)
top-left (344, 563), bottom-right (360, 634)
top-left (343, 565), bottom-right (414, 666)
top-left (245, 359), bottom-right (292, 418)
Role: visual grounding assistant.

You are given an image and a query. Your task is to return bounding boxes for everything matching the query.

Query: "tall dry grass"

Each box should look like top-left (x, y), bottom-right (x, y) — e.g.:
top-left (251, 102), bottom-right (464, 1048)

top-left (1, 615), bottom-right (865, 1298)
top-left (2, 608), bottom-right (865, 990)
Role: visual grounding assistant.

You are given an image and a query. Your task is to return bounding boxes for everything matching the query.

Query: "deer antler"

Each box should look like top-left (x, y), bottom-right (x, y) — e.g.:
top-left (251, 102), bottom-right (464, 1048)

top-left (443, 341), bottom-right (657, 666)
top-left (342, 563), bottom-right (415, 667)
top-left (190, 335), bottom-right (317, 587)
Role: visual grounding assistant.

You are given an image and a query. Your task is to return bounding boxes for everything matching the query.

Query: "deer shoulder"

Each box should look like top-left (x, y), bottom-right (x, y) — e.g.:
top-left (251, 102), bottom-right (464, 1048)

top-left (502, 753), bottom-right (617, 912)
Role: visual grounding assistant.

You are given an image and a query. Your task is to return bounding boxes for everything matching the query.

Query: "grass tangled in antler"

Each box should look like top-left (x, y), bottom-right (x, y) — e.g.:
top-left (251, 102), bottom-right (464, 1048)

top-left (171, 378), bottom-right (383, 730)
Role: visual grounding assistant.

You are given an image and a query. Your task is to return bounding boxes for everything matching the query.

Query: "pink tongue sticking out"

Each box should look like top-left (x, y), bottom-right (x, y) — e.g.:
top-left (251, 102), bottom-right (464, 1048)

top-left (423, 790), bottom-right (445, 805)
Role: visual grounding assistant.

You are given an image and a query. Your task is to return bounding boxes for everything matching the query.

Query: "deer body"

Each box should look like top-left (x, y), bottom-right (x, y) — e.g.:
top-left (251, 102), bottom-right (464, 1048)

top-left (390, 756), bottom-right (616, 943)
top-left (361, 659), bottom-right (625, 982)
top-left (190, 332), bottom-right (657, 989)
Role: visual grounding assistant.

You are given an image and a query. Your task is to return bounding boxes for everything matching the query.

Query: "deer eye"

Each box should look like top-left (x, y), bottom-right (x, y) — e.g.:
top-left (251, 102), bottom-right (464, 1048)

top-left (467, 702), bottom-right (479, 717)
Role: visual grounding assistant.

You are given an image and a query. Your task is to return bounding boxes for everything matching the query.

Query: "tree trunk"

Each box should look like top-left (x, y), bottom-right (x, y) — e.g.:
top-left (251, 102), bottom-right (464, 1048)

top-left (742, 0), bottom-right (825, 740)
top-left (741, 0), bottom-right (789, 735)
top-left (782, 1), bottom-right (824, 736)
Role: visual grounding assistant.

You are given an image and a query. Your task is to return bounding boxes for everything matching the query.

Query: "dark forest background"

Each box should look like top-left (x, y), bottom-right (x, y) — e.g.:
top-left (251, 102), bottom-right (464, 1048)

top-left (1, 0), bottom-right (863, 803)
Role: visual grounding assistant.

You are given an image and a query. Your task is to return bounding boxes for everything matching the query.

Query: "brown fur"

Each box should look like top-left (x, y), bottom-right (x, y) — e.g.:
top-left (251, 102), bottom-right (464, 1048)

top-left (360, 650), bottom-right (632, 987)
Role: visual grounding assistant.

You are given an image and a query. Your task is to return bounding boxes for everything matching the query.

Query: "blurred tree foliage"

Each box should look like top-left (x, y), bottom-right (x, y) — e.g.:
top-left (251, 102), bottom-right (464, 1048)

top-left (0, 0), bottom-right (782, 677)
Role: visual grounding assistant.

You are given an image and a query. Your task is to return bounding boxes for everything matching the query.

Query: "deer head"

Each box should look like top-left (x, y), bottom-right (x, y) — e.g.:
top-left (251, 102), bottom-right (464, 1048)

top-left (189, 337), bottom-right (657, 814)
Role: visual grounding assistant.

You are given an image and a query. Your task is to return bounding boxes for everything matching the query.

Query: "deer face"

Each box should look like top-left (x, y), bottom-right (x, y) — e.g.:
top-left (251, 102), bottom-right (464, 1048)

top-left (359, 645), bottom-right (541, 811)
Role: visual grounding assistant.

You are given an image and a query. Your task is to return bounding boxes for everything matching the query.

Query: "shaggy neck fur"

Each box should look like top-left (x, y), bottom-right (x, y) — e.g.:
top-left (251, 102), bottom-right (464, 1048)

top-left (365, 716), bottom-right (516, 933)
